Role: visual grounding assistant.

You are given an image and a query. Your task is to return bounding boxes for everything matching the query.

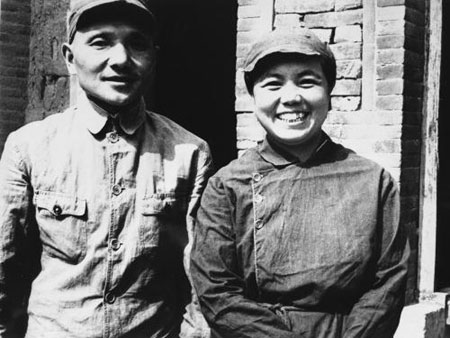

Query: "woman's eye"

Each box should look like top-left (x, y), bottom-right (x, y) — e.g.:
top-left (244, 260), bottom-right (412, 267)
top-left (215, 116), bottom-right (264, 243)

top-left (261, 81), bottom-right (282, 90)
top-left (298, 78), bottom-right (320, 87)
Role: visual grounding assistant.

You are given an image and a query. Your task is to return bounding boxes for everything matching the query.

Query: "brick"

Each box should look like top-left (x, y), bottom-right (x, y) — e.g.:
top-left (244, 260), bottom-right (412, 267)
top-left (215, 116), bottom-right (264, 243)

top-left (1, 10), bottom-right (31, 25)
top-left (237, 125), bottom-right (265, 141)
top-left (404, 67), bottom-right (423, 82)
top-left (274, 14), bottom-right (303, 30)
top-left (336, 60), bottom-right (362, 79)
top-left (237, 112), bottom-right (258, 127)
top-left (0, 22), bottom-right (31, 35)
top-left (275, 0), bottom-right (334, 13)
top-left (378, 49), bottom-right (404, 65)
top-left (335, 0), bottom-right (362, 11)
top-left (238, 17), bottom-right (265, 32)
top-left (236, 44), bottom-right (251, 58)
top-left (237, 31), bottom-right (261, 45)
top-left (237, 140), bottom-right (258, 150)
top-left (332, 79), bottom-right (361, 95)
top-left (238, 5), bottom-right (262, 18)
top-left (1, 97), bottom-right (27, 110)
top-left (377, 35), bottom-right (405, 49)
top-left (378, 6), bottom-right (405, 21)
top-left (377, 64), bottom-right (404, 80)
top-left (330, 42), bottom-right (362, 60)
top-left (405, 36), bottom-right (424, 54)
top-left (325, 109), bottom-right (403, 125)
top-left (378, 20), bottom-right (405, 36)
top-left (238, 0), bottom-right (259, 5)
top-left (377, 0), bottom-right (405, 6)
top-left (377, 79), bottom-right (404, 95)
top-left (405, 22), bottom-right (425, 39)
top-left (235, 94), bottom-right (254, 111)
top-left (310, 29), bottom-right (333, 43)
top-left (334, 25), bottom-right (362, 43)
top-left (0, 65), bottom-right (28, 78)
top-left (304, 9), bottom-right (363, 28)
top-left (1, 0), bottom-right (31, 12)
top-left (376, 95), bottom-right (403, 110)
top-left (330, 96), bottom-right (361, 111)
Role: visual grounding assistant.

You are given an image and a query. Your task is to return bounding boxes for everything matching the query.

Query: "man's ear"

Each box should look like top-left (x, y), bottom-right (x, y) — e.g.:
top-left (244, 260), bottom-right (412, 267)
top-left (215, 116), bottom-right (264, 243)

top-left (62, 43), bottom-right (77, 75)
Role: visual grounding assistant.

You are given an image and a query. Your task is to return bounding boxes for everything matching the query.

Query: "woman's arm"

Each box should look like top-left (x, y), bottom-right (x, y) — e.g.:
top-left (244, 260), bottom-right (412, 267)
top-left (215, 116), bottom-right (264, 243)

top-left (190, 175), bottom-right (298, 338)
top-left (343, 170), bottom-right (410, 337)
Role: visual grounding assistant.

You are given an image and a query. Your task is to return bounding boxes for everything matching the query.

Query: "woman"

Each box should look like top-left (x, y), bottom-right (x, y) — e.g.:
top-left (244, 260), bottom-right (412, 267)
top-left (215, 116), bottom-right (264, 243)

top-left (190, 28), bottom-right (409, 338)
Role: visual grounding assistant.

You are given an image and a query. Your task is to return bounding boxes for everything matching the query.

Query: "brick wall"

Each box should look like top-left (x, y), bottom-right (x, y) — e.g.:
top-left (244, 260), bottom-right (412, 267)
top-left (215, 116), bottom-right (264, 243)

top-left (0, 0), bottom-right (31, 153)
top-left (235, 0), bottom-right (426, 303)
top-left (25, 0), bottom-right (70, 123)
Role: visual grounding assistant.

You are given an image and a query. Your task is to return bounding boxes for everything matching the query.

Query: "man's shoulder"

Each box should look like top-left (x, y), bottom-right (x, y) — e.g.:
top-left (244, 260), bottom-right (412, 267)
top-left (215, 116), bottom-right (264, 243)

top-left (8, 108), bottom-right (76, 145)
top-left (145, 110), bottom-right (208, 147)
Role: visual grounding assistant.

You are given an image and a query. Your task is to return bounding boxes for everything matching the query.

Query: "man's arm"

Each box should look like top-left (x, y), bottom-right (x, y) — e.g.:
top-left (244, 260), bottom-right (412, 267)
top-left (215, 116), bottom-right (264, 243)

top-left (343, 171), bottom-right (410, 337)
top-left (180, 142), bottom-right (214, 338)
top-left (0, 134), bottom-right (37, 337)
top-left (190, 176), bottom-right (299, 338)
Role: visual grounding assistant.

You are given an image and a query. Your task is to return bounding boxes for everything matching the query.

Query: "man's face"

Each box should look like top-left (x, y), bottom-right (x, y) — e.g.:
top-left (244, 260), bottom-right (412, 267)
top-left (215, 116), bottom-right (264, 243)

top-left (252, 57), bottom-right (330, 149)
top-left (63, 18), bottom-right (155, 110)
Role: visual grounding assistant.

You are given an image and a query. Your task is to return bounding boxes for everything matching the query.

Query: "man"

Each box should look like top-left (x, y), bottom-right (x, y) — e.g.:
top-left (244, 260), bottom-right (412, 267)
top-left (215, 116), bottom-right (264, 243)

top-left (0, 0), bottom-right (212, 337)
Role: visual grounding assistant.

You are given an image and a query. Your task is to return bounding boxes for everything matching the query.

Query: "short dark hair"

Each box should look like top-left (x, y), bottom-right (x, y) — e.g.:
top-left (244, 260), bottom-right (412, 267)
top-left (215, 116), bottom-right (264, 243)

top-left (244, 52), bottom-right (336, 96)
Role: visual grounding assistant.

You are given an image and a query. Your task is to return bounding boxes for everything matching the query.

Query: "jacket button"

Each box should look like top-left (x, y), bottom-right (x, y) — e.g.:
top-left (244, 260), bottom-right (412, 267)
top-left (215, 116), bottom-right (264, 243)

top-left (255, 219), bottom-right (264, 230)
top-left (254, 194), bottom-right (264, 204)
top-left (53, 205), bottom-right (62, 216)
top-left (107, 132), bottom-right (119, 143)
top-left (253, 173), bottom-right (263, 182)
top-left (112, 184), bottom-right (122, 196)
top-left (110, 238), bottom-right (121, 251)
top-left (105, 292), bottom-right (116, 304)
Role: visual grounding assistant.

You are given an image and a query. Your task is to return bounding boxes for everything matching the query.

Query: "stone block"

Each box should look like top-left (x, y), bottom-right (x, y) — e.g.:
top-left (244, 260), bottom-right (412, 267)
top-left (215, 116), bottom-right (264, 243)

top-left (405, 7), bottom-right (425, 26)
top-left (337, 60), bottom-right (362, 79)
top-left (378, 6), bottom-right (405, 21)
top-left (377, 0), bottom-right (405, 6)
top-left (275, 0), bottom-right (334, 13)
top-left (238, 5), bottom-right (262, 18)
top-left (274, 14), bottom-right (303, 30)
top-left (378, 20), bottom-right (405, 36)
top-left (377, 64), bottom-right (404, 80)
top-left (235, 94), bottom-right (254, 111)
top-left (332, 79), bottom-right (361, 95)
top-left (335, 25), bottom-right (362, 43)
top-left (238, 17), bottom-right (265, 32)
top-left (335, 0), bottom-right (362, 11)
top-left (378, 49), bottom-right (405, 65)
top-left (330, 42), bottom-right (362, 60)
top-left (377, 35), bottom-right (405, 49)
top-left (331, 96), bottom-right (361, 111)
top-left (238, 0), bottom-right (259, 5)
top-left (237, 125), bottom-right (265, 141)
top-left (311, 28), bottom-right (333, 43)
top-left (377, 79), bottom-right (404, 95)
top-left (304, 9), bottom-right (363, 28)
top-left (376, 95), bottom-right (403, 110)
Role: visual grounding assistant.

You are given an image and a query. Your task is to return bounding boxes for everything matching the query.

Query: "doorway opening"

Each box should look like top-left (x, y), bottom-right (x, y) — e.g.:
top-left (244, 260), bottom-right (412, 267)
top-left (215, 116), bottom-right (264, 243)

top-left (147, 0), bottom-right (238, 169)
top-left (435, 0), bottom-right (450, 291)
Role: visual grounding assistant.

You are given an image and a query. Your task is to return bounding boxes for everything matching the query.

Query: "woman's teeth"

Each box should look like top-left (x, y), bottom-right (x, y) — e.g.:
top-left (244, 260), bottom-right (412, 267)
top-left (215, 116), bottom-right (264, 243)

top-left (278, 112), bottom-right (309, 123)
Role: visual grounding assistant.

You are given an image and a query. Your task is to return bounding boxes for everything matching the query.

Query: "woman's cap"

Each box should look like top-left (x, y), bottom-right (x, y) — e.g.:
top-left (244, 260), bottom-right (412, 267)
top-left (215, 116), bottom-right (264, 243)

top-left (242, 28), bottom-right (335, 73)
top-left (68, 0), bottom-right (156, 43)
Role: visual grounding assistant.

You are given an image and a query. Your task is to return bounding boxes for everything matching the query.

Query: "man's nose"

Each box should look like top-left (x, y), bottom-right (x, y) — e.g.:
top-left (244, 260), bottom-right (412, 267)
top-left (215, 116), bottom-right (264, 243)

top-left (108, 43), bottom-right (130, 66)
top-left (280, 84), bottom-right (302, 105)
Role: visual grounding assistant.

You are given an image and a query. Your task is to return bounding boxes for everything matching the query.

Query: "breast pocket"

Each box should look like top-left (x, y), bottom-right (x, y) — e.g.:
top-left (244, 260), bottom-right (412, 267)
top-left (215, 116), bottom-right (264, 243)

top-left (34, 190), bottom-right (87, 264)
top-left (139, 193), bottom-right (188, 255)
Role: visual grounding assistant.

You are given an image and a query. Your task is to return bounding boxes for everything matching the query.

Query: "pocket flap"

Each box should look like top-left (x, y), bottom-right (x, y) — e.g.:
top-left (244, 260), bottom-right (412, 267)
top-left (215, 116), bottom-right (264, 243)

top-left (34, 191), bottom-right (87, 217)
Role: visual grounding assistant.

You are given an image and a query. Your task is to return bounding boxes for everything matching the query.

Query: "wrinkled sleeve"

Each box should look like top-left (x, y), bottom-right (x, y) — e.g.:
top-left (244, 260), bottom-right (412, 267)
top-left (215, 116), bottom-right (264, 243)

top-left (344, 170), bottom-right (410, 337)
top-left (190, 176), bottom-right (299, 338)
top-left (181, 142), bottom-right (214, 338)
top-left (0, 134), bottom-right (37, 337)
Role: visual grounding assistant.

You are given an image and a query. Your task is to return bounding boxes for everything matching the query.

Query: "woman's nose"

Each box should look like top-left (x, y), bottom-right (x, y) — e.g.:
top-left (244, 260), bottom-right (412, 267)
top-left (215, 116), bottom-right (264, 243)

top-left (280, 84), bottom-right (302, 105)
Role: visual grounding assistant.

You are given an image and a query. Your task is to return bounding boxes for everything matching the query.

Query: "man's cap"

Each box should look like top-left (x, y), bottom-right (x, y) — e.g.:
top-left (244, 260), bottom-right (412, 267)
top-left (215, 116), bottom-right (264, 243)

top-left (242, 28), bottom-right (335, 73)
top-left (68, 0), bottom-right (156, 43)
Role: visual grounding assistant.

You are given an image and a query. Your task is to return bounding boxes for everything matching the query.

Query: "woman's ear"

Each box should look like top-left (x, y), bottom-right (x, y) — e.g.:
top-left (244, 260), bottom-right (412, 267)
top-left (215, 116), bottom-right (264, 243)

top-left (62, 43), bottom-right (77, 75)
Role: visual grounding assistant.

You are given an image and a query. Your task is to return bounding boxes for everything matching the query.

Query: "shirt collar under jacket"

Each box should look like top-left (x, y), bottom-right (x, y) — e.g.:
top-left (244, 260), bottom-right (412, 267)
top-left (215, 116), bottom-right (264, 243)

top-left (76, 92), bottom-right (146, 136)
top-left (258, 132), bottom-right (330, 167)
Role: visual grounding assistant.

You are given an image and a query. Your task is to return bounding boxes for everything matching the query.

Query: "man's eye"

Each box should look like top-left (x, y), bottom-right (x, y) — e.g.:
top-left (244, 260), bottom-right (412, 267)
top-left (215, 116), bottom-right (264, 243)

top-left (90, 38), bottom-right (109, 49)
top-left (129, 37), bottom-right (151, 51)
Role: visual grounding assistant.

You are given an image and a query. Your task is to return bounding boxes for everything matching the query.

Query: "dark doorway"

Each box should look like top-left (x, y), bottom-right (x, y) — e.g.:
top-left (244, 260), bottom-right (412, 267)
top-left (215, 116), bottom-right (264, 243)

top-left (146, 0), bottom-right (238, 169)
top-left (436, 0), bottom-right (450, 290)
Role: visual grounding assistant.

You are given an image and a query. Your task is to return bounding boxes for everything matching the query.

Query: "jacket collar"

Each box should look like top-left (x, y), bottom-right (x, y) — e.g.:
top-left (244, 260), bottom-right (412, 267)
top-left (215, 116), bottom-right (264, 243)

top-left (258, 132), bottom-right (332, 167)
top-left (76, 92), bottom-right (146, 136)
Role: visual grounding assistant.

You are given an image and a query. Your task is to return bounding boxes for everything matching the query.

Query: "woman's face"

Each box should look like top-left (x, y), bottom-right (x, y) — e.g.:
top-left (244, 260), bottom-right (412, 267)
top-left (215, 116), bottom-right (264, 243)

top-left (252, 57), bottom-right (330, 150)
